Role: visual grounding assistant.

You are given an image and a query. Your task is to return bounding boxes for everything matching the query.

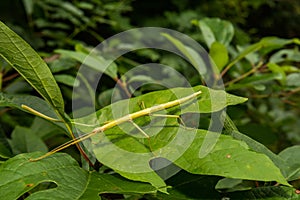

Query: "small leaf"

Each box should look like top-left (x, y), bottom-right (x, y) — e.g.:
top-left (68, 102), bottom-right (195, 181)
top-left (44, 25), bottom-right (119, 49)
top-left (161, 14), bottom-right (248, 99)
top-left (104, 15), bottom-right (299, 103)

top-left (153, 171), bottom-right (221, 199)
top-left (209, 41), bottom-right (229, 71)
top-left (0, 92), bottom-right (58, 121)
top-left (9, 126), bottom-right (48, 154)
top-left (127, 75), bottom-right (156, 84)
top-left (0, 21), bottom-right (65, 117)
top-left (286, 73), bottom-right (300, 87)
top-left (267, 62), bottom-right (286, 85)
top-left (55, 49), bottom-right (118, 79)
top-left (161, 33), bottom-right (207, 75)
top-left (259, 37), bottom-right (300, 55)
top-left (228, 186), bottom-right (299, 199)
top-left (80, 172), bottom-right (156, 200)
top-left (227, 73), bottom-right (282, 91)
top-left (54, 74), bottom-right (80, 87)
top-left (0, 93), bottom-right (68, 133)
top-left (198, 18), bottom-right (234, 47)
top-left (224, 42), bottom-right (262, 74)
top-left (270, 48), bottom-right (300, 63)
top-left (215, 178), bottom-right (253, 192)
top-left (0, 144), bottom-right (11, 159)
top-left (279, 145), bottom-right (300, 181)
top-left (48, 57), bottom-right (77, 73)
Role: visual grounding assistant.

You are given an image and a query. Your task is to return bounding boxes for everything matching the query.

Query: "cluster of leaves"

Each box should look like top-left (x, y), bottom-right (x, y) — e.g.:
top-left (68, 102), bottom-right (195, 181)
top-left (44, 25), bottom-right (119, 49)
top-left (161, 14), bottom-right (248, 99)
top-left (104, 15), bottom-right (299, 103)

top-left (0, 1), bottom-right (300, 199)
top-left (0, 0), bottom-right (133, 50)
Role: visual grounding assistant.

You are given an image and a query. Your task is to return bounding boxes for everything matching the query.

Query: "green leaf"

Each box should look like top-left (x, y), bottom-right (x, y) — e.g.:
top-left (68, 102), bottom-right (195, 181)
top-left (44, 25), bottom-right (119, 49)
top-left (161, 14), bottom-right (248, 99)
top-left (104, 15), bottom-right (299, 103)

top-left (88, 127), bottom-right (289, 191)
top-left (267, 62), bottom-right (286, 85)
top-left (79, 172), bottom-right (157, 200)
top-left (259, 37), bottom-right (300, 55)
top-left (223, 114), bottom-right (287, 176)
top-left (228, 186), bottom-right (299, 200)
top-left (197, 18), bottom-right (234, 47)
top-left (286, 73), bottom-right (300, 87)
top-left (226, 73), bottom-right (282, 91)
top-left (8, 126), bottom-right (48, 154)
top-left (224, 42), bottom-right (263, 74)
top-left (224, 37), bottom-right (300, 75)
top-left (79, 85), bottom-right (247, 124)
top-left (0, 93), bottom-right (68, 133)
top-left (0, 143), bottom-right (12, 159)
top-left (215, 178), bottom-right (253, 192)
top-left (73, 86), bottom-right (290, 189)
top-left (209, 41), bottom-right (229, 71)
top-left (0, 92), bottom-right (58, 121)
top-left (22, 0), bottom-right (34, 15)
top-left (150, 171), bottom-right (222, 199)
top-left (0, 152), bottom-right (88, 200)
top-left (0, 152), bottom-right (156, 200)
top-left (30, 117), bottom-right (68, 140)
top-left (0, 21), bottom-right (65, 117)
top-left (54, 74), bottom-right (80, 87)
top-left (48, 57), bottom-right (77, 73)
top-left (161, 33), bottom-right (208, 75)
top-left (174, 130), bottom-right (289, 186)
top-left (279, 145), bottom-right (300, 181)
top-left (0, 129), bottom-right (12, 159)
top-left (55, 49), bottom-right (118, 79)
top-left (270, 48), bottom-right (300, 63)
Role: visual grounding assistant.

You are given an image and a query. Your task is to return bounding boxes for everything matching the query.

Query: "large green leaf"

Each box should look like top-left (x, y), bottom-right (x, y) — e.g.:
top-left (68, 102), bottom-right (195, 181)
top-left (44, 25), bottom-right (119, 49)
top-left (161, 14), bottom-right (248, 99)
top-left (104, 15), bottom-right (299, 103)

top-left (73, 86), bottom-right (288, 189)
top-left (223, 114), bottom-right (288, 177)
top-left (0, 152), bottom-right (156, 200)
top-left (0, 21), bottom-right (65, 117)
top-left (86, 85), bottom-right (247, 122)
top-left (174, 129), bottom-right (288, 186)
top-left (89, 127), bottom-right (289, 191)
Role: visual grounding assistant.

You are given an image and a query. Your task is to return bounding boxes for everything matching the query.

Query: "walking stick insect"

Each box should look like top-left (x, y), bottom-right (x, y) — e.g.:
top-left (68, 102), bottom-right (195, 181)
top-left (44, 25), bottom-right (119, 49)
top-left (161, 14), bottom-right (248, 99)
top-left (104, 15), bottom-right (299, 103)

top-left (28, 90), bottom-right (202, 161)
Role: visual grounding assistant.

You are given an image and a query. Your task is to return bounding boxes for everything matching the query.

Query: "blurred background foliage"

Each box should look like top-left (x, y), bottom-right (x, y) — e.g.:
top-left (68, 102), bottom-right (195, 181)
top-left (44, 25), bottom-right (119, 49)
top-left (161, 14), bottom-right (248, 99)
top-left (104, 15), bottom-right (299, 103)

top-left (0, 0), bottom-right (299, 155)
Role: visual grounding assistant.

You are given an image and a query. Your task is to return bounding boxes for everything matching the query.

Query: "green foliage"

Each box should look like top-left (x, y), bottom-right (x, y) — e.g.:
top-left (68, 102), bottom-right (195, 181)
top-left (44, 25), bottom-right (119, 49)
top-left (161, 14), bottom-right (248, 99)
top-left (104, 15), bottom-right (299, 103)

top-left (0, 1), bottom-right (300, 199)
top-left (0, 21), bottom-right (65, 118)
top-left (0, 152), bottom-right (156, 200)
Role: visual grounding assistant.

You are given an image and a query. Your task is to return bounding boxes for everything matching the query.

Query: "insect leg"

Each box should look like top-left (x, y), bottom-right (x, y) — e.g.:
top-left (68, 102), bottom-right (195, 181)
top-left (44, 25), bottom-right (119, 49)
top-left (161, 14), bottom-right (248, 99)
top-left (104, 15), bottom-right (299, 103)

top-left (150, 113), bottom-right (187, 128)
top-left (139, 101), bottom-right (186, 127)
top-left (129, 120), bottom-right (154, 152)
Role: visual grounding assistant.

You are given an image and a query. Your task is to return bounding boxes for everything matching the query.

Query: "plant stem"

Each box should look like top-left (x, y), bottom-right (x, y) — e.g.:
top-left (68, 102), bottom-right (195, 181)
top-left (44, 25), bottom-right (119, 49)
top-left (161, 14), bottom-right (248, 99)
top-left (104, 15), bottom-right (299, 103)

top-left (224, 62), bottom-right (263, 87)
top-left (0, 72), bottom-right (2, 90)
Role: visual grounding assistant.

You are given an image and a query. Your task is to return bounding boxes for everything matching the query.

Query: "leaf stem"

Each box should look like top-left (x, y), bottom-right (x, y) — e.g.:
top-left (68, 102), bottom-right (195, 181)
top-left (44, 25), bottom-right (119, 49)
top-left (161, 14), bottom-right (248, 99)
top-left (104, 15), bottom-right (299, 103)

top-left (224, 62), bottom-right (263, 87)
top-left (0, 72), bottom-right (2, 90)
top-left (21, 105), bottom-right (62, 122)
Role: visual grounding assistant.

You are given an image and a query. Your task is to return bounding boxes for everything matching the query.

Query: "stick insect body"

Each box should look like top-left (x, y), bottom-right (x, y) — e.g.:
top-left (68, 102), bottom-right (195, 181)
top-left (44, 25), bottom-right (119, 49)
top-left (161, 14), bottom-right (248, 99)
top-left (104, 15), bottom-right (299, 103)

top-left (30, 90), bottom-right (202, 161)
